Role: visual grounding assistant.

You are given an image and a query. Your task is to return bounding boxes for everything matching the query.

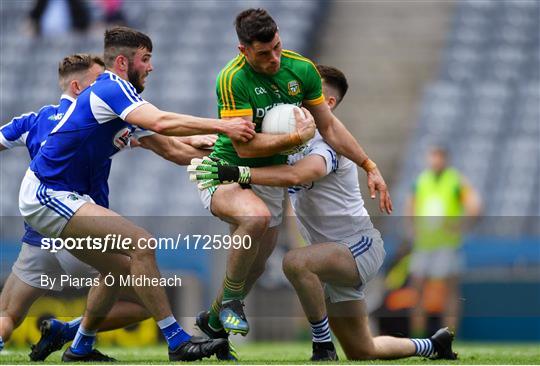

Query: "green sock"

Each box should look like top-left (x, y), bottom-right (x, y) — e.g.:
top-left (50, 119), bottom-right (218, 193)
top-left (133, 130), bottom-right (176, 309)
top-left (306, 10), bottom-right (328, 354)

top-left (208, 299), bottom-right (222, 330)
top-left (222, 276), bottom-right (245, 302)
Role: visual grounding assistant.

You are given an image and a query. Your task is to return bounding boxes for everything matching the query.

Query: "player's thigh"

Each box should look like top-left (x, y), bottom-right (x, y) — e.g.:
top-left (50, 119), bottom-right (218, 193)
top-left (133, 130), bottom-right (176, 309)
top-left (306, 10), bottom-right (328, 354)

top-left (61, 202), bottom-right (151, 246)
top-left (210, 184), bottom-right (271, 226)
top-left (0, 273), bottom-right (47, 325)
top-left (283, 243), bottom-right (360, 287)
top-left (327, 300), bottom-right (375, 359)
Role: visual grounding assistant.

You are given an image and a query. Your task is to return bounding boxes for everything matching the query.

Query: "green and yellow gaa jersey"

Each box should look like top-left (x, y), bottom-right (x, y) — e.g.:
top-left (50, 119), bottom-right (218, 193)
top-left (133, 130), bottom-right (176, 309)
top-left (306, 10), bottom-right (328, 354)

top-left (210, 49), bottom-right (325, 167)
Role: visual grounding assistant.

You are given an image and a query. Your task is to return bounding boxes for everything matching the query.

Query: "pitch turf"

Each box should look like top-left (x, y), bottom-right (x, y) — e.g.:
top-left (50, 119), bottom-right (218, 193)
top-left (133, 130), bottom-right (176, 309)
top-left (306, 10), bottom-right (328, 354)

top-left (1, 342), bottom-right (539, 364)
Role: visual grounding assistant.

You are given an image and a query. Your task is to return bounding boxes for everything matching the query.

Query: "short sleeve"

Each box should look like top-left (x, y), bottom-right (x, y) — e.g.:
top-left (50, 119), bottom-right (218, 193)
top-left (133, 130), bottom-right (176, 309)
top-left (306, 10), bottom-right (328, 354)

top-left (306, 137), bottom-right (338, 175)
top-left (0, 111), bottom-right (37, 148)
top-left (216, 58), bottom-right (253, 118)
top-left (91, 76), bottom-right (148, 122)
top-left (132, 127), bottom-right (155, 140)
top-left (302, 61), bottom-right (324, 106)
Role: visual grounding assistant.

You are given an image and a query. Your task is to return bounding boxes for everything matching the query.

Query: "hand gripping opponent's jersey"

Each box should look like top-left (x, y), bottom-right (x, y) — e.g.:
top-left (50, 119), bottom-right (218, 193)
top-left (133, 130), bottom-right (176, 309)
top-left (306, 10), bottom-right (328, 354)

top-left (210, 50), bottom-right (325, 167)
top-left (30, 71), bottom-right (148, 195)
top-left (288, 132), bottom-right (373, 244)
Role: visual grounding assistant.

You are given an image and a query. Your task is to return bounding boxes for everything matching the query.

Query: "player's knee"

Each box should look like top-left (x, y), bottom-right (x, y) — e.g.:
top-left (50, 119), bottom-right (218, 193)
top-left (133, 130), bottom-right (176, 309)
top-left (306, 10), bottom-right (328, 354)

top-left (282, 250), bottom-right (307, 279)
top-left (346, 344), bottom-right (377, 361)
top-left (238, 208), bottom-right (271, 235)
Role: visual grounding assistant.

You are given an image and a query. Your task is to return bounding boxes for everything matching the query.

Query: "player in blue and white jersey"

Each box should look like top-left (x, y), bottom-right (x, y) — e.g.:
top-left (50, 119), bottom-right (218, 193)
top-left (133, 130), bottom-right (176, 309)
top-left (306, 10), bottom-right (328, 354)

top-left (189, 65), bottom-right (457, 362)
top-left (0, 56), bottom-right (218, 359)
top-left (18, 26), bottom-right (254, 362)
top-left (0, 54), bottom-right (107, 352)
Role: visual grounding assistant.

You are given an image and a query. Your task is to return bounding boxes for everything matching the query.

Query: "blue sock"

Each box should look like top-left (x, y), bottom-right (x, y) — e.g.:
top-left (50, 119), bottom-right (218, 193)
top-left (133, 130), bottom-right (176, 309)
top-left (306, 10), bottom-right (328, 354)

top-left (411, 338), bottom-right (434, 357)
top-left (70, 326), bottom-right (96, 355)
top-left (157, 316), bottom-right (192, 350)
top-left (0, 335), bottom-right (4, 351)
top-left (63, 317), bottom-right (82, 341)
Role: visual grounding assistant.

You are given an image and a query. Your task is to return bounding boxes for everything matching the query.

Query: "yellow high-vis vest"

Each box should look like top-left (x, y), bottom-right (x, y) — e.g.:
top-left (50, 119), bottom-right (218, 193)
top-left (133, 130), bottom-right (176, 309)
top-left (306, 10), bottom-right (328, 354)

top-left (413, 168), bottom-right (464, 251)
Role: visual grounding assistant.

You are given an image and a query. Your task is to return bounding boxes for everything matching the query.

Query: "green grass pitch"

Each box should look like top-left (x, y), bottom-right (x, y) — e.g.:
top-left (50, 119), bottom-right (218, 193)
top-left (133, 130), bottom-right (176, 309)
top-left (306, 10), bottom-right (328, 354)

top-left (1, 342), bottom-right (539, 364)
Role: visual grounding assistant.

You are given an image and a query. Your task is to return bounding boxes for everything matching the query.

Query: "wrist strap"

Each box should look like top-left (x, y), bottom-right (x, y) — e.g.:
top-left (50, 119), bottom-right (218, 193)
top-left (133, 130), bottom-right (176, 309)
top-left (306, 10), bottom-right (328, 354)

top-left (361, 158), bottom-right (377, 172)
top-left (288, 131), bottom-right (303, 145)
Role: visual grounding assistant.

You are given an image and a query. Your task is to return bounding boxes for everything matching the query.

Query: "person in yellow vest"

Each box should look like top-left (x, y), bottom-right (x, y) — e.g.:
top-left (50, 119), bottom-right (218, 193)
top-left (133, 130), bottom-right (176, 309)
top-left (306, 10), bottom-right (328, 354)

top-left (405, 146), bottom-right (481, 337)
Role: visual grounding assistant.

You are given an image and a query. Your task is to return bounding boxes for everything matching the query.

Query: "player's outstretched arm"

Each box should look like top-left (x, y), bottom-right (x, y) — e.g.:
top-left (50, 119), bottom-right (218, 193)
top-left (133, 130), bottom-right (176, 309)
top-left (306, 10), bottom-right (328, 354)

top-left (187, 155), bottom-right (327, 189)
top-left (230, 108), bottom-right (316, 158)
top-left (177, 134), bottom-right (218, 149)
top-left (305, 102), bottom-right (393, 214)
top-left (138, 134), bottom-right (209, 165)
top-left (125, 103), bottom-right (256, 142)
top-left (249, 155), bottom-right (327, 186)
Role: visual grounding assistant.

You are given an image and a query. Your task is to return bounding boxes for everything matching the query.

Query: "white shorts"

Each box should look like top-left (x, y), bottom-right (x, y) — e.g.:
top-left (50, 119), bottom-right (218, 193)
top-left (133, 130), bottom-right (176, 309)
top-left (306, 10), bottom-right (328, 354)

top-left (324, 228), bottom-right (386, 303)
top-left (19, 169), bottom-right (93, 238)
top-left (12, 243), bottom-right (99, 291)
top-left (409, 247), bottom-right (463, 278)
top-left (199, 183), bottom-right (285, 228)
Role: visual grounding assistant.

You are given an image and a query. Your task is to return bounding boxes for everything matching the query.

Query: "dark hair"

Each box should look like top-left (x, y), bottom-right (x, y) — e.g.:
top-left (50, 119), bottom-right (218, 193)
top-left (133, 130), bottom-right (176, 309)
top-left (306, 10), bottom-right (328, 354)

top-left (104, 26), bottom-right (152, 67)
top-left (58, 54), bottom-right (104, 79)
top-left (235, 8), bottom-right (278, 45)
top-left (316, 65), bottom-right (349, 102)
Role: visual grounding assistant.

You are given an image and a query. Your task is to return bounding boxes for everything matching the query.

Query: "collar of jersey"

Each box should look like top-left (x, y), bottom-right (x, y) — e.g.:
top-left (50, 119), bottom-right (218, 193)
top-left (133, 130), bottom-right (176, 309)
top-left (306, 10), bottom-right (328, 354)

top-left (60, 94), bottom-right (75, 103)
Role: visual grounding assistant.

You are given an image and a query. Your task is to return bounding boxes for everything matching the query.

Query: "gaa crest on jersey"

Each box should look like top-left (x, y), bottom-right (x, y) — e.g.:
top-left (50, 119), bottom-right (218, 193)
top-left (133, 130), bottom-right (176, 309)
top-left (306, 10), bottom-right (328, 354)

top-left (287, 80), bottom-right (301, 96)
top-left (113, 127), bottom-right (133, 150)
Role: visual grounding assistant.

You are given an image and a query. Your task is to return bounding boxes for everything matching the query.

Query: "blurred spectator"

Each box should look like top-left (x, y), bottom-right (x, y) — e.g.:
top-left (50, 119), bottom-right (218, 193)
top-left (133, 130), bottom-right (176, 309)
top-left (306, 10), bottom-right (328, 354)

top-left (28, 0), bottom-right (91, 37)
top-left (98, 0), bottom-right (127, 26)
top-left (405, 146), bottom-right (481, 337)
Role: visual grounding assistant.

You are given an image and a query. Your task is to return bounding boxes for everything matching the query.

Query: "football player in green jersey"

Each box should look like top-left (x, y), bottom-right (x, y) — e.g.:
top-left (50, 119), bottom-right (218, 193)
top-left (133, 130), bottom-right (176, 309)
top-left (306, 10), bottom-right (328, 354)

top-left (196, 9), bottom-right (392, 349)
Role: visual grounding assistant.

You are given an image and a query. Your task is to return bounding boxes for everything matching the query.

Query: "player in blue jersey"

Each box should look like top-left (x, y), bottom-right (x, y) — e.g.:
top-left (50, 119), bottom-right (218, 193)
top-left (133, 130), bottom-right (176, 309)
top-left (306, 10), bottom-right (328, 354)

top-left (0, 55), bottom-right (217, 358)
top-left (18, 26), bottom-right (255, 362)
top-left (0, 54), bottom-right (111, 353)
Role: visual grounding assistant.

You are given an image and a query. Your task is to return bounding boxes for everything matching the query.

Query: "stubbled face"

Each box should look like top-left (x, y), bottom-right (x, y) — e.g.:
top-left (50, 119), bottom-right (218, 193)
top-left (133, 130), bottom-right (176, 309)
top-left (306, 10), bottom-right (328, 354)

top-left (240, 32), bottom-right (282, 75)
top-left (128, 47), bottom-right (153, 93)
top-left (428, 149), bottom-right (447, 173)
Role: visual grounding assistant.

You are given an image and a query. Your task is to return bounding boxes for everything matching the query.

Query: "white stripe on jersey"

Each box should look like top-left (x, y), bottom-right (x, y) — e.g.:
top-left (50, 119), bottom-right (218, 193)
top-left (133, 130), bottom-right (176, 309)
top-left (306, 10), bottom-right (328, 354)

top-left (89, 92), bottom-right (119, 124)
top-left (109, 73), bottom-right (139, 105)
top-left (19, 131), bottom-right (29, 145)
top-left (117, 77), bottom-right (143, 103)
top-left (50, 100), bottom-right (76, 134)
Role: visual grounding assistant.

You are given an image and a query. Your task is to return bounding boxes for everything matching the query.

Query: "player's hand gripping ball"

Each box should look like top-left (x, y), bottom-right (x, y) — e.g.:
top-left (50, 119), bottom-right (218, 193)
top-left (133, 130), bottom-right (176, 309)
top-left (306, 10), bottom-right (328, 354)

top-left (262, 104), bottom-right (311, 155)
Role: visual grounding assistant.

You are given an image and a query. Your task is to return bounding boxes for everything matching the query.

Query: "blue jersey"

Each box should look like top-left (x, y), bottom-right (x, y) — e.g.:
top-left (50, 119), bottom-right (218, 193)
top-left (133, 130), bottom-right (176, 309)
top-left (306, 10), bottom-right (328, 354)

top-left (1, 96), bottom-right (74, 246)
top-left (31, 71), bottom-right (147, 195)
top-left (1, 96), bottom-right (74, 158)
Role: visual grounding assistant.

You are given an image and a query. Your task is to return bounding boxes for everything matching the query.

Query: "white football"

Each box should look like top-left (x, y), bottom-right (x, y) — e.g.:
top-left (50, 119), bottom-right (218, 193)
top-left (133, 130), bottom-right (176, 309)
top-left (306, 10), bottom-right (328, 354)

top-left (262, 104), bottom-right (308, 155)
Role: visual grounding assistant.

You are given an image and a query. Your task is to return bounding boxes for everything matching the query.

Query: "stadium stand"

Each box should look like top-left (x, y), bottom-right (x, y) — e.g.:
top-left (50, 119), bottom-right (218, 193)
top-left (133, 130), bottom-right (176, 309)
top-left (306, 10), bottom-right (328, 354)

top-left (394, 0), bottom-right (539, 222)
top-left (0, 0), bottom-right (325, 218)
top-left (389, 0), bottom-right (540, 341)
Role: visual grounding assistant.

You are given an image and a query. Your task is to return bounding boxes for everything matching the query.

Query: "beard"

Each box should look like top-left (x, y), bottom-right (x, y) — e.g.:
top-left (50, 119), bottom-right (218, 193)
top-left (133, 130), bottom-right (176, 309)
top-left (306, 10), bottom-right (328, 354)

top-left (127, 65), bottom-right (145, 93)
